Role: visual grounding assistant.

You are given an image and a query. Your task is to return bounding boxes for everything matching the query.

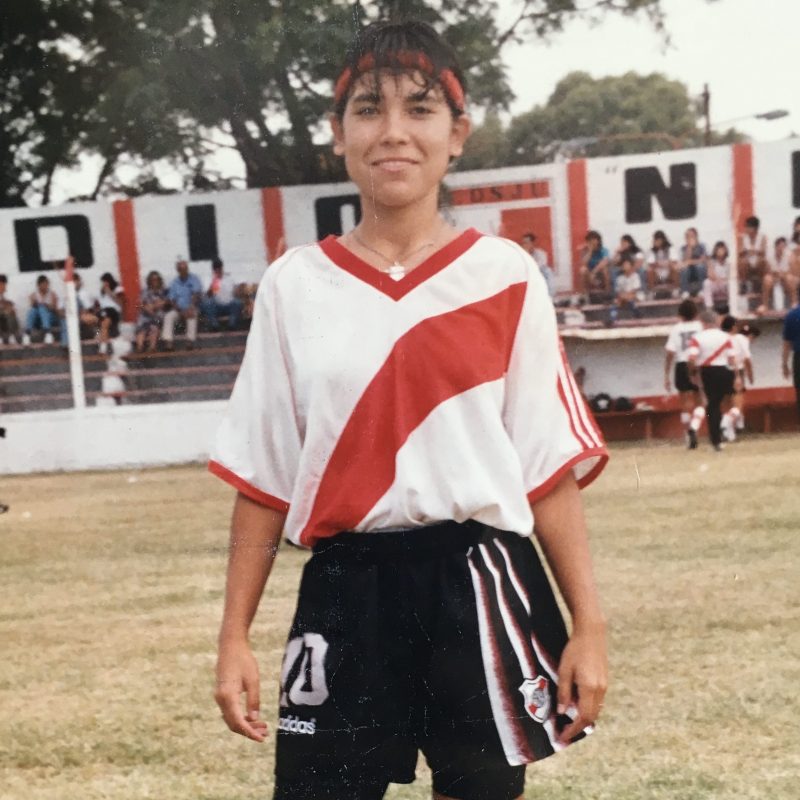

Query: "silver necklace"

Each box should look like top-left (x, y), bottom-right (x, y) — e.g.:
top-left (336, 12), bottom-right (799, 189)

top-left (351, 227), bottom-right (442, 280)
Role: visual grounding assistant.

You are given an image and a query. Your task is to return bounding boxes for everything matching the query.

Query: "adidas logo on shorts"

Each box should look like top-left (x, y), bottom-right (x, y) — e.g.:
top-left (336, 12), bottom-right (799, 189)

top-left (278, 715), bottom-right (317, 735)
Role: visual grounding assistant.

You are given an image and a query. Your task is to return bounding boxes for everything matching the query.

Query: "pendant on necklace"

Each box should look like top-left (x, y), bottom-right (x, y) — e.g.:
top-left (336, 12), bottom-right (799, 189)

top-left (387, 263), bottom-right (406, 281)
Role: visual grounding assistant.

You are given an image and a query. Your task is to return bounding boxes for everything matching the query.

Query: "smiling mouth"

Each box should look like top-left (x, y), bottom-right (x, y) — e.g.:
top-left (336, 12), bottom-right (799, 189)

top-left (372, 159), bottom-right (418, 170)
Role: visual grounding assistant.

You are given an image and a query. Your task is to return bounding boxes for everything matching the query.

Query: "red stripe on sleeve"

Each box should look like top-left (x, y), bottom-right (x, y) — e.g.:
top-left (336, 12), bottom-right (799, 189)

top-left (526, 447), bottom-right (609, 504)
top-left (208, 460), bottom-right (290, 513)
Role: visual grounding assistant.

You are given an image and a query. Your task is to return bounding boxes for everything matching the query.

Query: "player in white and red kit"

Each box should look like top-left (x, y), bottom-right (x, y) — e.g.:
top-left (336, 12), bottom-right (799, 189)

top-left (719, 318), bottom-right (760, 441)
top-left (687, 310), bottom-right (736, 451)
top-left (210, 20), bottom-right (608, 800)
top-left (664, 298), bottom-right (703, 447)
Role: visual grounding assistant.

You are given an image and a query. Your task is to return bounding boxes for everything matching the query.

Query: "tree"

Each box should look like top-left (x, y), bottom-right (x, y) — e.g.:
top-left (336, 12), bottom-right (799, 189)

top-left (459, 70), bottom-right (743, 170)
top-left (0, 0), bottom-right (710, 203)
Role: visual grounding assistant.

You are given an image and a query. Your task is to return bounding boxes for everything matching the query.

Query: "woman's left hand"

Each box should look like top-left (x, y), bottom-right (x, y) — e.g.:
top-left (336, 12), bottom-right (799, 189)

top-left (556, 622), bottom-right (608, 743)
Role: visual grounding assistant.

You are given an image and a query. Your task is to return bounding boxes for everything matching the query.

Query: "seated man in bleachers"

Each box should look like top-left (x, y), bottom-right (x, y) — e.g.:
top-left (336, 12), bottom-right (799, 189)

top-left (737, 216), bottom-right (768, 295)
top-left (201, 258), bottom-right (243, 331)
top-left (23, 275), bottom-right (60, 344)
top-left (163, 259), bottom-right (202, 350)
top-left (0, 274), bottom-right (22, 345)
top-left (611, 254), bottom-right (644, 321)
top-left (761, 236), bottom-right (798, 312)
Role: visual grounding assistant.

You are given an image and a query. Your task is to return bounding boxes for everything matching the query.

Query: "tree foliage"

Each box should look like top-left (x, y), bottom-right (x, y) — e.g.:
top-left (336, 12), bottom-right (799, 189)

top-left (0, 0), bottom-right (711, 205)
top-left (460, 70), bottom-right (742, 170)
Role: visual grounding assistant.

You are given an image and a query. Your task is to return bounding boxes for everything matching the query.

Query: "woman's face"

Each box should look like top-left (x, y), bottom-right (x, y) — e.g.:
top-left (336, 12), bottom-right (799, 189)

top-left (331, 70), bottom-right (470, 211)
top-left (686, 229), bottom-right (697, 245)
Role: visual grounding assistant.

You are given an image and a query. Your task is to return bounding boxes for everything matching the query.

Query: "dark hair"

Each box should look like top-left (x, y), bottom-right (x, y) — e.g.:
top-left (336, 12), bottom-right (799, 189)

top-left (586, 230), bottom-right (602, 245)
top-left (522, 232), bottom-right (535, 242)
top-left (652, 229), bottom-right (671, 250)
top-left (744, 215), bottom-right (759, 229)
top-left (619, 253), bottom-right (634, 266)
top-left (739, 323), bottom-right (761, 338)
top-left (333, 20), bottom-right (466, 119)
top-left (101, 272), bottom-right (118, 291)
top-left (712, 241), bottom-right (729, 261)
top-left (212, 258), bottom-right (224, 271)
top-left (621, 234), bottom-right (640, 254)
top-left (720, 314), bottom-right (737, 332)
top-left (37, 274), bottom-right (49, 286)
top-left (677, 298), bottom-right (698, 321)
top-left (775, 236), bottom-right (787, 246)
top-left (0, 273), bottom-right (6, 283)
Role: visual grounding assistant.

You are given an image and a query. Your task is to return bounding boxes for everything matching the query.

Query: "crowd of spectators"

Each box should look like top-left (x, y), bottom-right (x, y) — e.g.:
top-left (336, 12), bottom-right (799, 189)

top-left (0, 258), bottom-right (256, 352)
top-left (576, 215), bottom-right (800, 316)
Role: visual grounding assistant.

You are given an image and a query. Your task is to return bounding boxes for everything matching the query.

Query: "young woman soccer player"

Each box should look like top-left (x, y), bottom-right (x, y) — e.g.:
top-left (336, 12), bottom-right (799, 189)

top-left (210, 20), bottom-right (609, 800)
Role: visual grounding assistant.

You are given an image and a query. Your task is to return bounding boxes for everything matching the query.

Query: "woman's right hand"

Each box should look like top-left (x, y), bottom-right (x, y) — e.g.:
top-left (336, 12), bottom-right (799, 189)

top-left (214, 637), bottom-right (268, 742)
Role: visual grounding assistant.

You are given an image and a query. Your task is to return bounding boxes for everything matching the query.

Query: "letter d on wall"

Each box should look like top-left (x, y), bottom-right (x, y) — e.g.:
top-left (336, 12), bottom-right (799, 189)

top-left (14, 215), bottom-right (93, 271)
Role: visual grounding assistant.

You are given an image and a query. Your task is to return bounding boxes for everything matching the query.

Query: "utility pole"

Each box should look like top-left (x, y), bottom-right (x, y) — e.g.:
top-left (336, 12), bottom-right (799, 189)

top-left (702, 83), bottom-right (711, 146)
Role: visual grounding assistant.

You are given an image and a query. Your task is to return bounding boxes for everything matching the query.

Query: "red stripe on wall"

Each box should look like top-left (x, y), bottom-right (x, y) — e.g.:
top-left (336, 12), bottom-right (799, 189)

top-left (567, 160), bottom-right (589, 292)
top-left (112, 200), bottom-right (141, 322)
top-left (732, 143), bottom-right (754, 232)
top-left (261, 187), bottom-right (286, 263)
top-left (297, 283), bottom-right (527, 546)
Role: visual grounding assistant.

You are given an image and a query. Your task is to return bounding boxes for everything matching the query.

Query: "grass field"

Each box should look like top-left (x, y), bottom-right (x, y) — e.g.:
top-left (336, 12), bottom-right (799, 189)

top-left (1, 434), bottom-right (798, 800)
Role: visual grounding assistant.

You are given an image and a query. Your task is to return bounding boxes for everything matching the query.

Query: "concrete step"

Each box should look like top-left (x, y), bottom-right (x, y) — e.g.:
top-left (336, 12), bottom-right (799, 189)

top-left (124, 365), bottom-right (238, 391)
top-left (0, 340), bottom-right (102, 362)
top-left (0, 375), bottom-right (103, 399)
top-left (124, 346), bottom-right (244, 370)
top-left (0, 355), bottom-right (107, 378)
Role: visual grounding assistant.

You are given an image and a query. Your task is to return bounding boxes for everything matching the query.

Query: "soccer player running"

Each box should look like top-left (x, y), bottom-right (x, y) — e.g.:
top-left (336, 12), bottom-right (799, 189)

top-left (210, 20), bottom-right (608, 800)
top-left (687, 310), bottom-right (736, 451)
top-left (664, 298), bottom-right (703, 448)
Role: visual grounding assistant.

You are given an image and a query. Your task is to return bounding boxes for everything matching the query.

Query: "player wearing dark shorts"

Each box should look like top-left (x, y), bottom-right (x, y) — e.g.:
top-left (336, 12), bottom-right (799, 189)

top-left (687, 310), bottom-right (736, 451)
top-left (664, 299), bottom-right (703, 447)
top-left (210, 20), bottom-right (609, 800)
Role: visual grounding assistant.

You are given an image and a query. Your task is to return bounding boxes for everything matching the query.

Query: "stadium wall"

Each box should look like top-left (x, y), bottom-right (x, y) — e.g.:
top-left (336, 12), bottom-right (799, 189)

top-left (2, 140), bottom-right (798, 313)
top-left (0, 402), bottom-right (224, 476)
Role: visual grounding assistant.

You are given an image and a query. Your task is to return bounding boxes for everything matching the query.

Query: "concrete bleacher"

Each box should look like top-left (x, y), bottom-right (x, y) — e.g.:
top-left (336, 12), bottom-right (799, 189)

top-left (0, 332), bottom-right (246, 414)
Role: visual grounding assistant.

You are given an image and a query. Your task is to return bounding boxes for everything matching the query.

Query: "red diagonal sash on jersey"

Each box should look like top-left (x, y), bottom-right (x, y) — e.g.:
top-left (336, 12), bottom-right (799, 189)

top-left (701, 340), bottom-right (731, 367)
top-left (297, 283), bottom-right (527, 546)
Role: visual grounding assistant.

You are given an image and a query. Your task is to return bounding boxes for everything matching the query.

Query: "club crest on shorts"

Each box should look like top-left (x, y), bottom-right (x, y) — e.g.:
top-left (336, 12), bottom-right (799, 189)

top-left (519, 675), bottom-right (550, 723)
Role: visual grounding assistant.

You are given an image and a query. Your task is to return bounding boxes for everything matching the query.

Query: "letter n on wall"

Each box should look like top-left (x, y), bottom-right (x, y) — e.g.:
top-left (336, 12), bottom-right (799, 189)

top-left (624, 163), bottom-right (697, 223)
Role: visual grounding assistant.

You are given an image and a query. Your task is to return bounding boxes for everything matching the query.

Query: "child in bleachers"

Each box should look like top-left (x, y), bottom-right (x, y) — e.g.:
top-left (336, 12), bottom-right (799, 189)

top-left (703, 241), bottom-right (731, 312)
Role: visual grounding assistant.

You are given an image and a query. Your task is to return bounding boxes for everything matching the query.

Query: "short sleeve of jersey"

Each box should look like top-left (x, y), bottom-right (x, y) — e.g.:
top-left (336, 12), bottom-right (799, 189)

top-left (208, 263), bottom-right (301, 513)
top-left (665, 325), bottom-right (681, 353)
top-left (502, 254), bottom-right (608, 503)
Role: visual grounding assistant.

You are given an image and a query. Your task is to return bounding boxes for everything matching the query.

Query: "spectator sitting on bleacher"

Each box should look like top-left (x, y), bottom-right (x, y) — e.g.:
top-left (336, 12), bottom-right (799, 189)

top-left (23, 275), bottom-right (60, 345)
top-left (0, 274), bottom-right (21, 345)
top-left (611, 254), bottom-right (644, 321)
top-left (521, 233), bottom-right (554, 298)
top-left (762, 237), bottom-right (798, 312)
top-left (647, 230), bottom-right (679, 298)
top-left (59, 272), bottom-right (100, 348)
top-left (703, 241), bottom-right (731, 312)
top-left (737, 215), bottom-right (768, 296)
top-left (135, 270), bottom-right (168, 353)
top-left (611, 234), bottom-right (645, 288)
top-left (201, 258), bottom-right (244, 331)
top-left (678, 227), bottom-right (707, 298)
top-left (97, 273), bottom-right (125, 355)
top-left (163, 259), bottom-right (202, 351)
top-left (579, 230), bottom-right (610, 299)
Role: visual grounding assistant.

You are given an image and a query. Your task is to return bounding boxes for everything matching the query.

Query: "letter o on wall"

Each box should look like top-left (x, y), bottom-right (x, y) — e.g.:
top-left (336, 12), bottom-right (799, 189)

top-left (14, 215), bottom-right (94, 272)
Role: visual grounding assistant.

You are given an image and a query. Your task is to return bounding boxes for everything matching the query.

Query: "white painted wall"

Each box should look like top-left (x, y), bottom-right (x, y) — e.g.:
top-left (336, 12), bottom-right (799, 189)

top-left (0, 400), bottom-right (226, 476)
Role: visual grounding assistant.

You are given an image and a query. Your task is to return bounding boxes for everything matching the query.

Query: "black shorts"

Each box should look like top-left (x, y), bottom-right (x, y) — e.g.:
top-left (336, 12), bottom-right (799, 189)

top-left (674, 362), bottom-right (699, 393)
top-left (273, 520), bottom-right (590, 800)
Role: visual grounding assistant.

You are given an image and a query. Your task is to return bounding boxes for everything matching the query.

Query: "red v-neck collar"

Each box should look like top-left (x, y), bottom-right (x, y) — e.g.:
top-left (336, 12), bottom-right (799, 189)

top-left (318, 228), bottom-right (482, 301)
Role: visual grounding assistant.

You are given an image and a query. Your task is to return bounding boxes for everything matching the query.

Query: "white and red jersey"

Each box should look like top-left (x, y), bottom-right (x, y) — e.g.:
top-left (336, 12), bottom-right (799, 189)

top-left (687, 328), bottom-right (735, 368)
top-left (210, 230), bottom-right (608, 547)
top-left (665, 320), bottom-right (702, 363)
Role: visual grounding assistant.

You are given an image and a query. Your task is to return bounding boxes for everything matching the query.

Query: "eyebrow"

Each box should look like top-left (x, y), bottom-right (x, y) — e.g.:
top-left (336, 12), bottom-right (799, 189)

top-left (351, 91), bottom-right (381, 104)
